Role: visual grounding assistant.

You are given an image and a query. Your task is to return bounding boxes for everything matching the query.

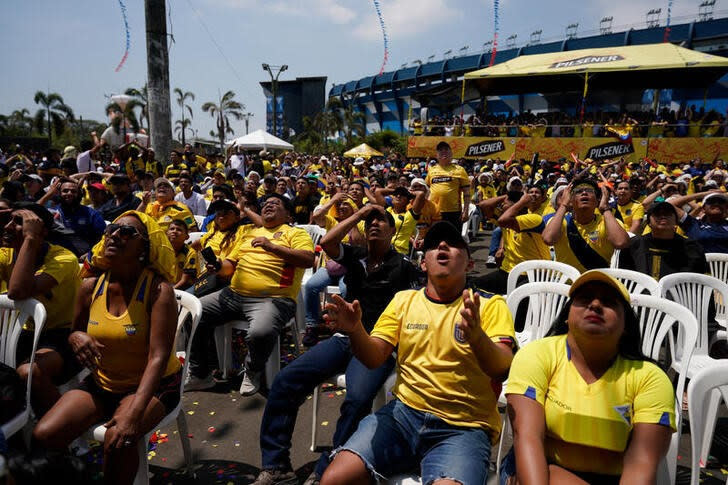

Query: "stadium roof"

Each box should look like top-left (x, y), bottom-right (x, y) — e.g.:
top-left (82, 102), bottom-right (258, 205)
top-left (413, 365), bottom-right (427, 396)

top-left (464, 43), bottom-right (728, 94)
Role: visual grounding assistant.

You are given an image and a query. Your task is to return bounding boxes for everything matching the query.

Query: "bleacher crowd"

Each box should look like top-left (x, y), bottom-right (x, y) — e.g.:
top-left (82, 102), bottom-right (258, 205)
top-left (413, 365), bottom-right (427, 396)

top-left (1, 134), bottom-right (728, 485)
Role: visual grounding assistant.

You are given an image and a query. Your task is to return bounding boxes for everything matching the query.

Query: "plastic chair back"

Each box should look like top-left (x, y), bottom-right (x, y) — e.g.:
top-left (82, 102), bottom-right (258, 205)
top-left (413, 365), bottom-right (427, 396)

top-left (687, 362), bottom-right (728, 485)
top-left (506, 260), bottom-right (580, 296)
top-left (599, 268), bottom-right (659, 295)
top-left (296, 224), bottom-right (327, 247)
top-left (706, 253), bottom-right (728, 323)
top-left (506, 282), bottom-right (570, 345)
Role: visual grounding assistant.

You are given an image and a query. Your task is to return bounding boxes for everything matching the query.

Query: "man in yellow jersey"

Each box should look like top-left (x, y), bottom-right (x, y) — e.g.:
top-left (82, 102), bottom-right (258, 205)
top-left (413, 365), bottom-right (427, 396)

top-left (321, 221), bottom-right (515, 485)
top-left (163, 150), bottom-right (188, 183)
top-left (542, 178), bottom-right (630, 272)
top-left (138, 178), bottom-right (198, 232)
top-left (475, 189), bottom-right (552, 295)
top-left (425, 141), bottom-right (470, 227)
top-left (185, 193), bottom-right (315, 396)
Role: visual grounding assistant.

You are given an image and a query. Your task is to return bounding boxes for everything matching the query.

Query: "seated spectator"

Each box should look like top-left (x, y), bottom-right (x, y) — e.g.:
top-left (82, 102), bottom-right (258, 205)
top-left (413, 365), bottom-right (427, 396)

top-left (321, 221), bottom-right (515, 485)
top-left (138, 177), bottom-right (198, 232)
top-left (166, 219), bottom-right (198, 290)
top-left (669, 191), bottom-right (728, 253)
top-left (542, 178), bottom-right (630, 272)
top-left (504, 270), bottom-right (675, 484)
top-left (252, 205), bottom-right (421, 485)
top-left (614, 180), bottom-right (645, 234)
top-left (40, 178), bottom-right (106, 256)
top-left (33, 211), bottom-right (182, 484)
top-left (174, 173), bottom-right (207, 216)
top-left (99, 173), bottom-right (142, 222)
top-left (87, 181), bottom-right (110, 211)
top-left (3, 203), bottom-right (80, 416)
top-left (372, 186), bottom-right (425, 255)
top-left (619, 201), bottom-right (708, 279)
top-left (291, 176), bottom-right (320, 225)
top-left (184, 194), bottom-right (315, 395)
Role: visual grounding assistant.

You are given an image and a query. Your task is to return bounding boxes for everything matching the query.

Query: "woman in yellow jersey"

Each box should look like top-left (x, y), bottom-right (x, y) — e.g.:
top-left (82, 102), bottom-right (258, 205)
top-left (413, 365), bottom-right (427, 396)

top-left (34, 212), bottom-right (182, 485)
top-left (5, 203), bottom-right (80, 416)
top-left (614, 180), bottom-right (645, 234)
top-left (503, 271), bottom-right (675, 485)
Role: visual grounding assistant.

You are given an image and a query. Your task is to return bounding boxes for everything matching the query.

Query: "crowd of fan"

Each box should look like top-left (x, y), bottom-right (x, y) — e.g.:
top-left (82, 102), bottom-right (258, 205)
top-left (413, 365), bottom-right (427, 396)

top-left (1, 135), bottom-right (728, 485)
top-left (413, 106), bottom-right (728, 138)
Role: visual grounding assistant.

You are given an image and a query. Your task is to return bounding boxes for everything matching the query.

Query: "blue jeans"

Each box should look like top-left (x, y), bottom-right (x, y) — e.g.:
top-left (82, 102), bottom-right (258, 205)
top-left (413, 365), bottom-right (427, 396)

top-left (303, 267), bottom-right (347, 327)
top-left (259, 335), bottom-right (395, 477)
top-left (338, 399), bottom-right (491, 485)
top-left (489, 226), bottom-right (502, 256)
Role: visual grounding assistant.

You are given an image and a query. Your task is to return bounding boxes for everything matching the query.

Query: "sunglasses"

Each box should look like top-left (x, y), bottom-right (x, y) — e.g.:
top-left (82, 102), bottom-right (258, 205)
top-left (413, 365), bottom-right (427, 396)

top-left (573, 187), bottom-right (596, 195)
top-left (105, 223), bottom-right (147, 240)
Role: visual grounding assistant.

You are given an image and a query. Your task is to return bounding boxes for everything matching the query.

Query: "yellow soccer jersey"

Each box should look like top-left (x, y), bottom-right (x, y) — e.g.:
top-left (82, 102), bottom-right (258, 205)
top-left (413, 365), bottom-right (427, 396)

top-left (501, 214), bottom-right (551, 273)
top-left (227, 224), bottom-right (314, 300)
top-left (0, 244), bottom-right (80, 330)
top-left (164, 163), bottom-right (188, 179)
top-left (173, 245), bottom-right (198, 284)
top-left (530, 200), bottom-right (554, 216)
top-left (371, 288), bottom-right (515, 441)
top-left (616, 201), bottom-right (644, 231)
top-left (549, 213), bottom-right (625, 272)
top-left (200, 224), bottom-right (251, 261)
top-left (425, 163), bottom-right (469, 214)
top-left (145, 200), bottom-right (198, 232)
top-left (387, 207), bottom-right (419, 255)
top-left (506, 334), bottom-right (675, 475)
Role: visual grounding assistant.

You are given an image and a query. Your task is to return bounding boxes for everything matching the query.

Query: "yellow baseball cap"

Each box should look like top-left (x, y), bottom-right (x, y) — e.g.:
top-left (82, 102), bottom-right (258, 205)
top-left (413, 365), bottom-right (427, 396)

top-left (568, 270), bottom-right (631, 305)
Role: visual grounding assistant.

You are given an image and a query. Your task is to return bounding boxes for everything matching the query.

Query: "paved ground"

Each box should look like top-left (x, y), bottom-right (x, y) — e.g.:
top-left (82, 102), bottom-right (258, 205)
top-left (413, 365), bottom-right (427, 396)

top-left (77, 231), bottom-right (728, 484)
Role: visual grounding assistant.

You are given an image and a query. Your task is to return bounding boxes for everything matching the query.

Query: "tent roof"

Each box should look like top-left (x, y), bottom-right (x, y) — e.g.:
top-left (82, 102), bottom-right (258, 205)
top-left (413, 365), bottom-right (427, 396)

top-left (343, 143), bottom-right (384, 158)
top-left (227, 129), bottom-right (294, 151)
top-left (464, 43), bottom-right (728, 94)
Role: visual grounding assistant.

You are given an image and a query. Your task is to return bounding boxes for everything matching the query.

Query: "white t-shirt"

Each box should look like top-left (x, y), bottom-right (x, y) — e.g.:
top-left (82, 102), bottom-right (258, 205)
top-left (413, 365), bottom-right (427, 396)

top-left (174, 191), bottom-right (207, 216)
top-left (76, 150), bottom-right (94, 173)
top-left (229, 154), bottom-right (246, 176)
top-left (100, 126), bottom-right (124, 149)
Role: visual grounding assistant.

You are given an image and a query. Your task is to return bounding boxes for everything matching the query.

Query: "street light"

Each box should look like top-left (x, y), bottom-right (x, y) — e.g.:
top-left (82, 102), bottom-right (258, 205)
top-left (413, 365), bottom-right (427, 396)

top-left (242, 112), bottom-right (254, 134)
top-left (600, 16), bottom-right (613, 35)
top-left (566, 23), bottom-right (579, 39)
top-left (262, 63), bottom-right (288, 136)
top-left (646, 9), bottom-right (661, 28)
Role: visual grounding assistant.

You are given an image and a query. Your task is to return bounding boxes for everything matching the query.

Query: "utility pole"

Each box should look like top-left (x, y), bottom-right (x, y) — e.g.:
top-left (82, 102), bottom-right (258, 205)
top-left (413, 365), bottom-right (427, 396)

top-left (262, 64), bottom-right (287, 137)
top-left (145, 0), bottom-right (172, 164)
top-left (242, 112), bottom-right (254, 134)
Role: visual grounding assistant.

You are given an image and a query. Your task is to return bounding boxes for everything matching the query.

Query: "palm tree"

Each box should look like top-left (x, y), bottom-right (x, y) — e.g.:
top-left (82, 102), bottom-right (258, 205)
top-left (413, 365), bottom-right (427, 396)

top-left (125, 86), bottom-right (149, 131)
top-left (105, 98), bottom-right (142, 138)
top-left (33, 91), bottom-right (74, 145)
top-left (174, 88), bottom-right (195, 146)
top-left (10, 109), bottom-right (32, 136)
top-left (174, 118), bottom-right (192, 143)
top-left (313, 98), bottom-right (345, 150)
top-left (201, 91), bottom-right (244, 153)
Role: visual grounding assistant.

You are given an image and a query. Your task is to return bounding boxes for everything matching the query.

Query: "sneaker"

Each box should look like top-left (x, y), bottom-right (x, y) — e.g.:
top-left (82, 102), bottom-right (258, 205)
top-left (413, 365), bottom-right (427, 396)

top-left (302, 471), bottom-right (320, 485)
top-left (240, 369), bottom-right (262, 396)
top-left (251, 469), bottom-right (298, 485)
top-left (486, 255), bottom-right (497, 268)
top-left (183, 373), bottom-right (216, 392)
top-left (302, 326), bottom-right (319, 348)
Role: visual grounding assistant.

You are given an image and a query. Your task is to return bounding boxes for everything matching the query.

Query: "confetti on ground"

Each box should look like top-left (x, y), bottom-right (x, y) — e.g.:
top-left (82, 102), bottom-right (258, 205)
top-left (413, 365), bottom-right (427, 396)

top-left (193, 401), bottom-right (199, 406)
top-left (234, 441), bottom-right (240, 447)
top-left (327, 393), bottom-right (335, 398)
top-left (212, 444), bottom-right (219, 448)
top-left (187, 434), bottom-right (194, 438)
top-left (322, 421), bottom-right (329, 426)
top-left (187, 411), bottom-right (195, 415)
top-left (336, 391), bottom-right (342, 396)
top-left (209, 411), bottom-right (216, 415)
top-left (208, 426), bottom-right (216, 433)
top-left (722, 468), bottom-right (728, 474)
top-left (232, 398), bottom-right (237, 402)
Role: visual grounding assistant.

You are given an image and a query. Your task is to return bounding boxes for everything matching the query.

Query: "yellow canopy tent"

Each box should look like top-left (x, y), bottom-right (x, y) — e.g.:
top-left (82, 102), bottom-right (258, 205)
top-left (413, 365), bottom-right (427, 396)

top-left (463, 43), bottom-right (728, 96)
top-left (343, 143), bottom-right (384, 159)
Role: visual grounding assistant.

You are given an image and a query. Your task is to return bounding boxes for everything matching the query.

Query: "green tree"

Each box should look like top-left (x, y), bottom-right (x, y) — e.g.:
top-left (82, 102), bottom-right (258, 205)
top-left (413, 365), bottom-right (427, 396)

top-left (10, 109), bottom-right (32, 136)
top-left (201, 91), bottom-right (244, 153)
top-left (174, 118), bottom-right (192, 144)
top-left (33, 91), bottom-right (74, 145)
top-left (174, 88), bottom-right (195, 146)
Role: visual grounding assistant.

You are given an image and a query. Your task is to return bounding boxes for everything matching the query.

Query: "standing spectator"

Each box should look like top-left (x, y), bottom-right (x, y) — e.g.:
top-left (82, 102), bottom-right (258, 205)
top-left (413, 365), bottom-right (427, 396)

top-left (425, 141), bottom-right (470, 227)
top-left (184, 194), bottom-right (315, 395)
top-left (98, 173), bottom-right (141, 222)
top-left (291, 176), bottom-right (319, 225)
top-left (174, 173), bottom-right (207, 216)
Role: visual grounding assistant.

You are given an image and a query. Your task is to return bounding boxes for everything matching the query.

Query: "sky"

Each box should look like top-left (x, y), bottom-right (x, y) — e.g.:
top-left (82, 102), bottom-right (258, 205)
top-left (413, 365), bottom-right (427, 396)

top-left (0, 0), bottom-right (711, 144)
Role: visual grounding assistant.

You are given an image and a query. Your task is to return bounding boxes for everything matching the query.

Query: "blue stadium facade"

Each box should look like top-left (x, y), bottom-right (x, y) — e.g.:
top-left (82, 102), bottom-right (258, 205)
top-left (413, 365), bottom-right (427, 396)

top-left (329, 18), bottom-right (728, 135)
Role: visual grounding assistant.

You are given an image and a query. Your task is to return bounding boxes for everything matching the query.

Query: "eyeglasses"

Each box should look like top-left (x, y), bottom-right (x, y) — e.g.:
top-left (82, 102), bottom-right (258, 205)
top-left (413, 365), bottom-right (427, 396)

top-left (573, 187), bottom-right (596, 195)
top-left (105, 223), bottom-right (147, 240)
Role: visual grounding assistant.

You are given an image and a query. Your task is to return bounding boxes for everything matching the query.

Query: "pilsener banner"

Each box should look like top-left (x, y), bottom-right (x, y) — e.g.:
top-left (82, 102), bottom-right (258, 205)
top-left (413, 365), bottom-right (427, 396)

top-left (408, 136), bottom-right (728, 164)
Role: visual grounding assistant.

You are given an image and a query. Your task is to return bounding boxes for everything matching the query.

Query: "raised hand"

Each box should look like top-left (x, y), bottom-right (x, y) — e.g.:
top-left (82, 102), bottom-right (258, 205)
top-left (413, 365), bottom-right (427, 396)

top-left (323, 294), bottom-right (362, 334)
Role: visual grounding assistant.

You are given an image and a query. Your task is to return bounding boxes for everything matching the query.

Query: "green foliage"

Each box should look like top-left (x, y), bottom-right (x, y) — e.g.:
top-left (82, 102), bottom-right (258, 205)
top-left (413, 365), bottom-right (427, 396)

top-left (364, 130), bottom-right (408, 156)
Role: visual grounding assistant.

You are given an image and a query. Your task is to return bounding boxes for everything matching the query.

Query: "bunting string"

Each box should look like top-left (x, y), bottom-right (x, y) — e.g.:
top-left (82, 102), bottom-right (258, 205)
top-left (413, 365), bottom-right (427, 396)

top-left (663, 0), bottom-right (673, 42)
top-left (489, 0), bottom-right (499, 66)
top-left (115, 0), bottom-right (131, 72)
top-left (373, 0), bottom-right (390, 75)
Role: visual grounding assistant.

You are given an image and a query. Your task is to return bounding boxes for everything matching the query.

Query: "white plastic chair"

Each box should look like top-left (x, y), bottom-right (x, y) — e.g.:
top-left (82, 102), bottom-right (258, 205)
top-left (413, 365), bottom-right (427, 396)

top-left (659, 272), bottom-right (728, 466)
top-left (687, 362), bottom-right (728, 485)
top-left (214, 324), bottom-right (281, 388)
top-left (0, 297), bottom-right (46, 441)
top-left (185, 231), bottom-right (205, 245)
top-left (706, 252), bottom-right (728, 329)
top-left (460, 204), bottom-right (477, 244)
top-left (91, 290), bottom-right (202, 484)
top-left (505, 282), bottom-right (571, 346)
top-left (609, 232), bottom-right (635, 268)
top-left (630, 294), bottom-right (699, 485)
top-left (296, 224), bottom-right (327, 247)
top-left (505, 260), bottom-right (580, 296)
top-left (598, 268), bottom-right (659, 295)
top-left (193, 214), bottom-right (206, 227)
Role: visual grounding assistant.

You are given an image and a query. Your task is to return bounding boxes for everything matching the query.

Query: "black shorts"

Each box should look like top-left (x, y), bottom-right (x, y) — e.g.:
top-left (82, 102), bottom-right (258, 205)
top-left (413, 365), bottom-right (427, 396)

top-left (16, 328), bottom-right (81, 382)
top-left (78, 370), bottom-right (182, 420)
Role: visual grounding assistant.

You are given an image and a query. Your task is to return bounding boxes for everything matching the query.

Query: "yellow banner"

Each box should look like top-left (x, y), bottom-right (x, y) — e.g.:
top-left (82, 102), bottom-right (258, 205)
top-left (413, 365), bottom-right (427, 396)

top-left (408, 136), bottom-right (728, 163)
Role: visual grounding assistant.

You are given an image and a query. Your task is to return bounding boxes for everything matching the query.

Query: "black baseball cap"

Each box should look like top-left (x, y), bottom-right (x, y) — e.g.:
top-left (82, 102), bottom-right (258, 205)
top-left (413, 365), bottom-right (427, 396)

top-left (647, 201), bottom-right (678, 219)
top-left (208, 198), bottom-right (240, 215)
top-left (109, 173), bottom-right (130, 184)
top-left (423, 221), bottom-right (470, 254)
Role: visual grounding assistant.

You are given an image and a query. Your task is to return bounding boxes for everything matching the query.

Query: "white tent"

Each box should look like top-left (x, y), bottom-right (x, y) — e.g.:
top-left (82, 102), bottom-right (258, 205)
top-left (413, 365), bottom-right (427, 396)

top-left (227, 129), bottom-right (294, 151)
